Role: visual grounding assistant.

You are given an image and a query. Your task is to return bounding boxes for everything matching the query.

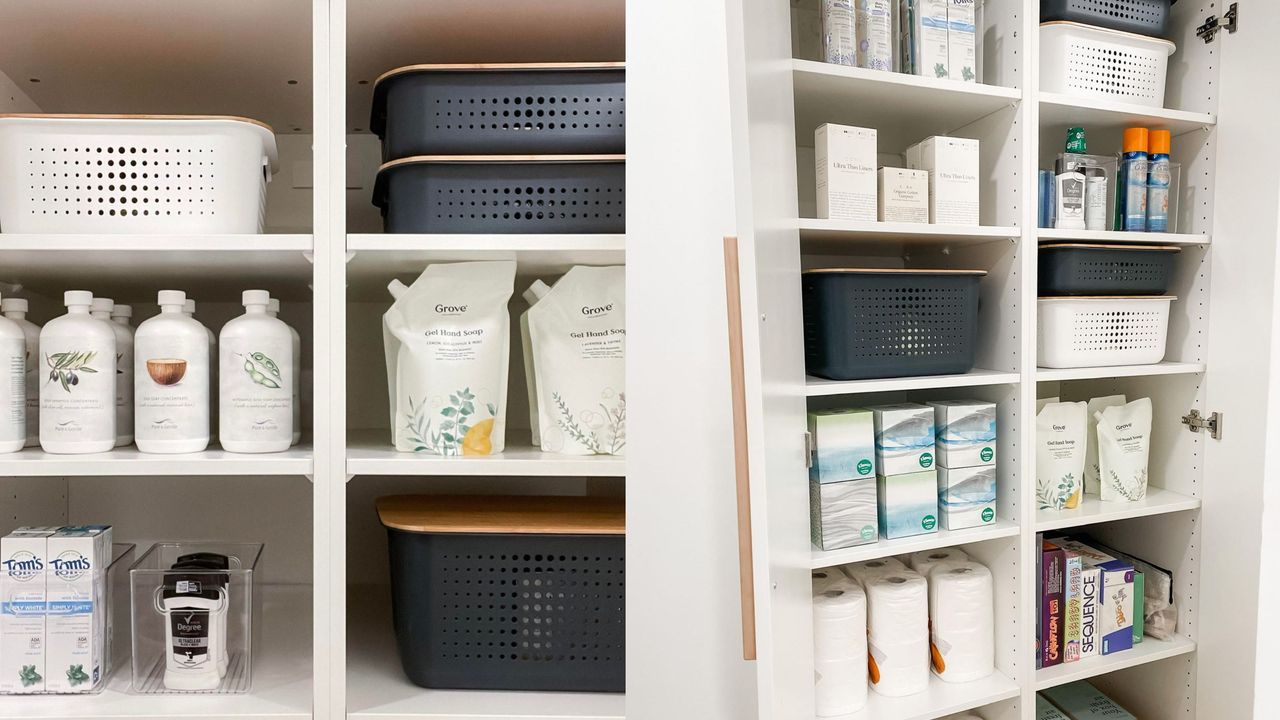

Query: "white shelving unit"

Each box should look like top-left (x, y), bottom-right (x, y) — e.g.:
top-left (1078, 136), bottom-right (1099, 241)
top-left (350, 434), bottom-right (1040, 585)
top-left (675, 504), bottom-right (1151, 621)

top-left (721, 1), bottom-right (1280, 719)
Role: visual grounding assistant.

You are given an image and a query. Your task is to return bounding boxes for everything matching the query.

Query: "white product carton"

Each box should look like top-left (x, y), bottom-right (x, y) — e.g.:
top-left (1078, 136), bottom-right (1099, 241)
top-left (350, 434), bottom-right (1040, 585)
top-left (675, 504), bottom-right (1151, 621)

top-left (870, 403), bottom-right (935, 476)
top-left (878, 167), bottom-right (929, 223)
top-left (930, 399), bottom-right (997, 468)
top-left (816, 124), bottom-right (878, 222)
top-left (0, 527), bottom-right (57, 693)
top-left (45, 526), bottom-right (111, 692)
top-left (905, 141), bottom-right (922, 170)
top-left (810, 476), bottom-right (879, 550)
top-left (948, 0), bottom-right (977, 82)
top-left (919, 135), bottom-right (980, 225)
top-left (936, 465), bottom-right (996, 529)
top-left (906, 0), bottom-right (950, 79)
top-left (856, 0), bottom-right (893, 71)
top-left (808, 408), bottom-right (876, 484)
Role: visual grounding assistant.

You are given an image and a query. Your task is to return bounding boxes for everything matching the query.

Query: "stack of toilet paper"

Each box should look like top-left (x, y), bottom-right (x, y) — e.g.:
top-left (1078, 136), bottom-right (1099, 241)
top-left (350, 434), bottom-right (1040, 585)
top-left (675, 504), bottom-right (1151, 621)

top-left (812, 573), bottom-right (868, 716)
top-left (909, 546), bottom-right (970, 576)
top-left (926, 560), bottom-right (995, 682)
top-left (865, 570), bottom-right (930, 697)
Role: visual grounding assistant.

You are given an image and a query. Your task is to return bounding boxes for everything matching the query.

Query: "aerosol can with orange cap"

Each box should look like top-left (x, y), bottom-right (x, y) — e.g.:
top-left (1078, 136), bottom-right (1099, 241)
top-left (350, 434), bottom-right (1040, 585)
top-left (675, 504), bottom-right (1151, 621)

top-left (1119, 127), bottom-right (1149, 232)
top-left (1147, 130), bottom-right (1172, 232)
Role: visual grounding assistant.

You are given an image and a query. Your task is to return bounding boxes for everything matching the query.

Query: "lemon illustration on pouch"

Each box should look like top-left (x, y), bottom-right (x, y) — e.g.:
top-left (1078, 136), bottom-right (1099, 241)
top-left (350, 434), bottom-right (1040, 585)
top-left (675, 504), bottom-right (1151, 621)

top-left (462, 418), bottom-right (495, 456)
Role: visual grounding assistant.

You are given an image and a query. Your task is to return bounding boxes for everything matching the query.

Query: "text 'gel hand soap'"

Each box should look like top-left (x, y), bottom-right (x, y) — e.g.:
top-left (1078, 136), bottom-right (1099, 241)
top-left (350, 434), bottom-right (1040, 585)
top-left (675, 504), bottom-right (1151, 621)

top-left (1, 299), bottom-right (40, 448)
top-left (1036, 401), bottom-right (1087, 510)
top-left (524, 266), bottom-right (626, 456)
top-left (0, 292), bottom-right (26, 454)
top-left (134, 291), bottom-right (211, 454)
top-left (219, 290), bottom-right (294, 453)
top-left (39, 291), bottom-right (116, 454)
top-left (383, 261), bottom-right (515, 456)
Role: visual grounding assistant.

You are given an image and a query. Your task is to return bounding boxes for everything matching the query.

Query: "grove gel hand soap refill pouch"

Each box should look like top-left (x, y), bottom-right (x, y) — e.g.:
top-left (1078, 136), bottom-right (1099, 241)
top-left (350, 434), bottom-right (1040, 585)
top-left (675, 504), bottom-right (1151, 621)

top-left (1036, 401), bottom-right (1086, 510)
top-left (384, 261), bottom-right (515, 456)
top-left (524, 266), bottom-right (626, 455)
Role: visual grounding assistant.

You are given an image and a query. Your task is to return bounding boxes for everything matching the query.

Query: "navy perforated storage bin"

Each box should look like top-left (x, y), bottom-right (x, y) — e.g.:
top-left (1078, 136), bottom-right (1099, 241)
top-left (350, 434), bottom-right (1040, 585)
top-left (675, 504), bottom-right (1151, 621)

top-left (376, 495), bottom-right (625, 693)
top-left (1040, 0), bottom-right (1174, 37)
top-left (1039, 243), bottom-right (1180, 295)
top-left (802, 269), bottom-right (986, 381)
top-left (373, 156), bottom-right (625, 233)
top-left (371, 63), bottom-right (625, 157)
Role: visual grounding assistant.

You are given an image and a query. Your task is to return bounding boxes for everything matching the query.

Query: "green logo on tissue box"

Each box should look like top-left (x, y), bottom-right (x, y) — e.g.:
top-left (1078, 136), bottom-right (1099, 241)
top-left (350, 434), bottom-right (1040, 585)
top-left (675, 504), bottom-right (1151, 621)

top-left (981, 447), bottom-right (994, 462)
top-left (857, 459), bottom-right (873, 476)
top-left (982, 507), bottom-right (995, 522)
top-left (922, 514), bottom-right (937, 531)
top-left (920, 452), bottom-right (934, 469)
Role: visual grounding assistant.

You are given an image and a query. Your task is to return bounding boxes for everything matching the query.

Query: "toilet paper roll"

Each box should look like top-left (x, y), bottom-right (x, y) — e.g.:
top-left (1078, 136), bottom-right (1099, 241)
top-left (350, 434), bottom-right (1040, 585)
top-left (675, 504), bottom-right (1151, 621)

top-left (928, 560), bottom-right (995, 683)
top-left (865, 571), bottom-right (930, 697)
top-left (812, 568), bottom-right (844, 595)
top-left (909, 546), bottom-right (970, 576)
top-left (813, 579), bottom-right (868, 715)
top-left (842, 556), bottom-right (908, 587)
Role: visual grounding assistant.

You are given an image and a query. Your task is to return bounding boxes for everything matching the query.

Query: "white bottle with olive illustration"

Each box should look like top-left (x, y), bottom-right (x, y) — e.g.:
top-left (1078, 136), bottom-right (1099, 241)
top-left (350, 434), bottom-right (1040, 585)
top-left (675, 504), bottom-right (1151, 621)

top-left (219, 290), bottom-right (293, 453)
top-left (90, 297), bottom-right (133, 447)
top-left (39, 291), bottom-right (116, 454)
top-left (134, 291), bottom-right (211, 454)
top-left (267, 298), bottom-right (302, 446)
top-left (1, 298), bottom-right (40, 448)
top-left (0, 292), bottom-right (26, 454)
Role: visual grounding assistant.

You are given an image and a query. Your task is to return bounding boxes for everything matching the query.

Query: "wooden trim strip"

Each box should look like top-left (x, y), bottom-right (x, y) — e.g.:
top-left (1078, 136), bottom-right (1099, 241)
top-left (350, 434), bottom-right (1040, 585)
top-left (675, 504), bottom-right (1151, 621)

top-left (375, 62), bottom-right (625, 86)
top-left (1038, 295), bottom-right (1178, 301)
top-left (0, 113), bottom-right (274, 133)
top-left (723, 236), bottom-right (757, 662)
top-left (378, 154), bottom-right (626, 172)
top-left (803, 267), bottom-right (988, 275)
top-left (376, 495), bottom-right (624, 535)
top-left (1040, 243), bottom-right (1182, 252)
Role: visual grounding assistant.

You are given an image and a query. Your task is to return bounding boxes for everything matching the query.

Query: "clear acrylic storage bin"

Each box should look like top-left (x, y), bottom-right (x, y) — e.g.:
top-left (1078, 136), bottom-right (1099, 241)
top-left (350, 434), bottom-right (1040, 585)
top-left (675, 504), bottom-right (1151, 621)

top-left (0, 543), bottom-right (135, 696)
top-left (129, 542), bottom-right (262, 695)
top-left (1055, 153), bottom-right (1119, 232)
top-left (1114, 155), bottom-right (1181, 233)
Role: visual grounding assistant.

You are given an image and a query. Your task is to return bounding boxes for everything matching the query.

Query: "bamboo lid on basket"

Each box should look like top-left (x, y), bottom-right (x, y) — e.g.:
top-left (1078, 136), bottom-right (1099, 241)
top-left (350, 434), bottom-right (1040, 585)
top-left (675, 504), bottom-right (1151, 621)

top-left (1038, 295), bottom-right (1177, 301)
top-left (802, 268), bottom-right (988, 276)
top-left (376, 495), bottom-right (625, 535)
top-left (1039, 243), bottom-right (1181, 252)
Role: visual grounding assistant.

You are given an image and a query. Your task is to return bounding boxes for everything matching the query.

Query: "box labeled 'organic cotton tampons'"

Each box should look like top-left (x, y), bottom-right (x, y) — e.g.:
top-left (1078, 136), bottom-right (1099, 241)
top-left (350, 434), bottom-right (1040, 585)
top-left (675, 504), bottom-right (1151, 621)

top-left (0, 527), bottom-right (57, 693)
top-left (870, 403), bottom-right (936, 476)
top-left (45, 526), bottom-right (111, 693)
top-left (937, 465), bottom-right (996, 530)
top-left (919, 135), bottom-right (980, 225)
top-left (930, 399), bottom-right (997, 468)
top-left (810, 477), bottom-right (879, 550)
top-left (816, 124), bottom-right (877, 221)
top-left (878, 470), bottom-right (938, 538)
top-left (808, 408), bottom-right (876, 484)
top-left (878, 167), bottom-right (929, 223)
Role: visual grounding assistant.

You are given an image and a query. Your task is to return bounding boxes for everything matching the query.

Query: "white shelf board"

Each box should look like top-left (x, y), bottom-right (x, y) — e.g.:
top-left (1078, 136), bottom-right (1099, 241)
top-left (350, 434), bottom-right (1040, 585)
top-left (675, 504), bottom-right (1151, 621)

top-left (836, 671), bottom-right (1020, 720)
top-left (347, 430), bottom-right (625, 477)
top-left (1038, 92), bottom-right (1216, 135)
top-left (1036, 487), bottom-right (1201, 532)
top-left (810, 519), bottom-right (1019, 569)
top-left (1036, 228), bottom-right (1209, 246)
top-left (0, 234), bottom-right (315, 301)
top-left (793, 60), bottom-right (1021, 149)
top-left (0, 443), bottom-right (314, 477)
top-left (806, 369), bottom-right (1020, 397)
top-left (347, 586), bottom-right (624, 719)
top-left (1035, 362), bottom-right (1205, 383)
top-left (0, 584), bottom-right (312, 720)
top-left (1035, 635), bottom-right (1196, 691)
top-left (798, 219), bottom-right (1020, 246)
top-left (345, 233), bottom-right (625, 299)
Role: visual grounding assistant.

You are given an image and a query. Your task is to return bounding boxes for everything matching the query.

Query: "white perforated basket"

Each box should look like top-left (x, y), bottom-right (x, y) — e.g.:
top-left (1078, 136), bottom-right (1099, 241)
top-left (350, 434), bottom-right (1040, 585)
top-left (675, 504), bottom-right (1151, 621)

top-left (0, 115), bottom-right (278, 234)
top-left (1038, 296), bottom-right (1174, 368)
top-left (1040, 21), bottom-right (1176, 108)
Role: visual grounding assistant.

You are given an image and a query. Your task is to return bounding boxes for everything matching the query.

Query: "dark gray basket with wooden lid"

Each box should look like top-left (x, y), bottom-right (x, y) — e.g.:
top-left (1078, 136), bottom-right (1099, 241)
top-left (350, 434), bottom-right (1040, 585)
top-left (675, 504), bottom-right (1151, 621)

top-left (1039, 243), bottom-right (1180, 296)
top-left (376, 495), bottom-right (625, 693)
top-left (1040, 0), bottom-right (1175, 37)
top-left (371, 63), bottom-right (625, 158)
top-left (802, 269), bottom-right (986, 381)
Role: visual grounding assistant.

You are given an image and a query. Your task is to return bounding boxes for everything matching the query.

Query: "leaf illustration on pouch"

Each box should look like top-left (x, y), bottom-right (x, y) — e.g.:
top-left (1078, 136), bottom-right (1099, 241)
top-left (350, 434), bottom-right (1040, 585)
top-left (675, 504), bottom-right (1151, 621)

top-left (239, 352), bottom-right (282, 389)
top-left (403, 390), bottom-right (495, 456)
top-left (45, 351), bottom-right (98, 393)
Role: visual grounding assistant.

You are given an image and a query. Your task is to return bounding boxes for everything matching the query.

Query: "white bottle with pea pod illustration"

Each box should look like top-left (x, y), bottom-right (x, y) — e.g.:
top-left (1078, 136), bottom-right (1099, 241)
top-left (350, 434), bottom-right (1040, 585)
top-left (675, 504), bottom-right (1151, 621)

top-left (39, 291), bottom-right (116, 454)
top-left (134, 291), bottom-right (210, 454)
top-left (219, 290), bottom-right (293, 453)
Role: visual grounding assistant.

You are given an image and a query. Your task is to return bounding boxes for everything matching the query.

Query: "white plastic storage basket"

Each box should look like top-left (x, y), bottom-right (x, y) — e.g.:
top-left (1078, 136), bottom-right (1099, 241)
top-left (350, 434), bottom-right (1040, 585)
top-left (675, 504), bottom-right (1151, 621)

top-left (0, 115), bottom-right (278, 234)
top-left (1039, 22), bottom-right (1176, 108)
top-left (1038, 295), bottom-right (1174, 368)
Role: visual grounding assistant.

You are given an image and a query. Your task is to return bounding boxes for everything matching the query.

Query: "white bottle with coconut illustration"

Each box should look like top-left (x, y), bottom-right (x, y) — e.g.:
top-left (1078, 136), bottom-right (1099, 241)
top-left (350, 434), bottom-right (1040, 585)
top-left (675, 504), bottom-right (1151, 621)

top-left (90, 297), bottom-right (133, 447)
top-left (184, 299), bottom-right (218, 440)
top-left (0, 292), bottom-right (26, 454)
top-left (39, 291), bottom-right (116, 454)
top-left (219, 290), bottom-right (293, 453)
top-left (267, 298), bottom-right (302, 446)
top-left (1, 298), bottom-right (39, 448)
top-left (134, 291), bottom-right (211, 454)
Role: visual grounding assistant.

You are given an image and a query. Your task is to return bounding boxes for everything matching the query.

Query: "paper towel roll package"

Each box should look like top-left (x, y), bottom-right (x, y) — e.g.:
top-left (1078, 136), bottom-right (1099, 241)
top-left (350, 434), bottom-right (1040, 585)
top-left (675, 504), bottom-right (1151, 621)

top-left (866, 571), bottom-right (930, 697)
top-left (813, 576), bottom-right (868, 716)
top-left (909, 546), bottom-right (970, 576)
top-left (842, 556), bottom-right (908, 587)
top-left (927, 560), bottom-right (995, 683)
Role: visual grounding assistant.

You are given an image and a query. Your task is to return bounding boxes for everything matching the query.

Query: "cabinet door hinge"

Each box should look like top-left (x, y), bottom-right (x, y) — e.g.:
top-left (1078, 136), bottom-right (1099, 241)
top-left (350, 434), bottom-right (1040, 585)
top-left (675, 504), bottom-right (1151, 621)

top-left (1197, 3), bottom-right (1239, 44)
top-left (1182, 409), bottom-right (1222, 440)
top-left (804, 431), bottom-right (814, 468)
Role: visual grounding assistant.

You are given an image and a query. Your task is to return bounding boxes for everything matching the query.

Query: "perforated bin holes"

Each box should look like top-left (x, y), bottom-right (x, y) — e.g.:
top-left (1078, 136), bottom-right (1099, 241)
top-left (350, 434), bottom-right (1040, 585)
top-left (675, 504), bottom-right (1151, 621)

top-left (1069, 309), bottom-right (1167, 353)
top-left (433, 94), bottom-right (624, 135)
top-left (24, 143), bottom-right (217, 219)
top-left (432, 184), bottom-right (623, 225)
top-left (1064, 42), bottom-right (1164, 99)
